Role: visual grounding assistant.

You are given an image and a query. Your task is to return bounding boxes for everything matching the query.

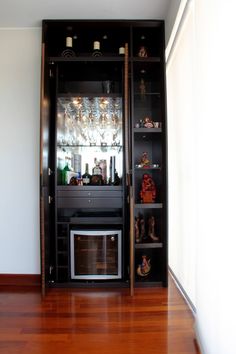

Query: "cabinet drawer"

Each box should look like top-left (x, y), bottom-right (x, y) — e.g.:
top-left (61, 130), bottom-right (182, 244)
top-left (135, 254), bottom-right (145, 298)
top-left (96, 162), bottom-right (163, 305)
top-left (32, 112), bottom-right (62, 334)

top-left (57, 197), bottom-right (122, 209)
top-left (57, 189), bottom-right (122, 198)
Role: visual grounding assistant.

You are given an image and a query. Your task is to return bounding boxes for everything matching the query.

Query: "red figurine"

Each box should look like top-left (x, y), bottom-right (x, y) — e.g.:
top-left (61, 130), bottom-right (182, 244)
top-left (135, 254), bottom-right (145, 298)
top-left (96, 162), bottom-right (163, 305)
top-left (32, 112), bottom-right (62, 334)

top-left (140, 173), bottom-right (157, 203)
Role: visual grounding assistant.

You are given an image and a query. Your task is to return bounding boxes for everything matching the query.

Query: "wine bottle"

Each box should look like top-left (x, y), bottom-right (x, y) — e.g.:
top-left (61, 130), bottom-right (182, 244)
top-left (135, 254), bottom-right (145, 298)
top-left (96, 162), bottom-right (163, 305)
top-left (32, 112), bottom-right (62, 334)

top-left (82, 163), bottom-right (91, 185)
top-left (119, 46), bottom-right (125, 56)
top-left (57, 157), bottom-right (63, 185)
top-left (61, 26), bottom-right (76, 58)
top-left (62, 158), bottom-right (71, 185)
top-left (92, 41), bottom-right (102, 56)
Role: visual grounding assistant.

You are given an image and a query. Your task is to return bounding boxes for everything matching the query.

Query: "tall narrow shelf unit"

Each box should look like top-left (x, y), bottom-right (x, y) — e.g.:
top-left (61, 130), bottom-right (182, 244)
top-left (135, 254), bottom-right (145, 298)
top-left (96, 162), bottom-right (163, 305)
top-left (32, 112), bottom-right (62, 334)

top-left (40, 20), bottom-right (168, 293)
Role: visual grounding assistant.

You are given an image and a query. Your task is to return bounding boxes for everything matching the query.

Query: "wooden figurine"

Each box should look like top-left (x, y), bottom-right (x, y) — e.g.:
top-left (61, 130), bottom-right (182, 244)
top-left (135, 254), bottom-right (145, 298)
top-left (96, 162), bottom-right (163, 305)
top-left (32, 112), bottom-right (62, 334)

top-left (148, 216), bottom-right (159, 241)
top-left (139, 215), bottom-right (146, 240)
top-left (139, 78), bottom-right (146, 99)
top-left (138, 46), bottom-right (148, 58)
top-left (135, 216), bottom-right (141, 243)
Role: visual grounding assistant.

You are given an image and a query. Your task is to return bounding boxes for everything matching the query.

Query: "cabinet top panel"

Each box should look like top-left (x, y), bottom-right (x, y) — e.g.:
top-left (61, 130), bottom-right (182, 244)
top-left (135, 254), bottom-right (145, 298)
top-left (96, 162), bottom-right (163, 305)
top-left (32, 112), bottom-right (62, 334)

top-left (42, 19), bottom-right (164, 26)
top-left (42, 20), bottom-right (165, 59)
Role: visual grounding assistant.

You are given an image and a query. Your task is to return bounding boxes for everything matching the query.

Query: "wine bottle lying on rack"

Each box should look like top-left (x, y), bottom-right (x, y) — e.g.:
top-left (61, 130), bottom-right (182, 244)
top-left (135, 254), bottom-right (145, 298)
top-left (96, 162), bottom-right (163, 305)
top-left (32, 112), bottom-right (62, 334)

top-left (92, 41), bottom-right (102, 56)
top-left (61, 26), bottom-right (76, 57)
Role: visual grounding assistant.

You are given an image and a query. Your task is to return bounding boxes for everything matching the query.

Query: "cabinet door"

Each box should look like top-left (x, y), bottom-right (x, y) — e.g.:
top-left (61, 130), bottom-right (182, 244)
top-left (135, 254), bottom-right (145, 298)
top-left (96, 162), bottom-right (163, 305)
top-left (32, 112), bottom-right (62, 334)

top-left (131, 24), bottom-right (167, 287)
top-left (40, 44), bottom-right (56, 294)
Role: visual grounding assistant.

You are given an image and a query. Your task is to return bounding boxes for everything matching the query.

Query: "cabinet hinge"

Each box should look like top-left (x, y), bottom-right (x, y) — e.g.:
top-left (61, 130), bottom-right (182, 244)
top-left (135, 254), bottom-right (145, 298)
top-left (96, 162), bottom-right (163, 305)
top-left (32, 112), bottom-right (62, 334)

top-left (49, 265), bottom-right (54, 275)
top-left (48, 265), bottom-right (55, 284)
top-left (48, 195), bottom-right (53, 204)
top-left (49, 69), bottom-right (54, 78)
top-left (48, 167), bottom-right (53, 176)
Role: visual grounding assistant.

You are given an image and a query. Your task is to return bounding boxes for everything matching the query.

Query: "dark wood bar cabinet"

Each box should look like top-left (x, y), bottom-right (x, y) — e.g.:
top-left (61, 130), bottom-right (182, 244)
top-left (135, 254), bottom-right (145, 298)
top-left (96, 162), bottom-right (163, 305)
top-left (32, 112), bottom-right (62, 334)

top-left (40, 19), bottom-right (168, 295)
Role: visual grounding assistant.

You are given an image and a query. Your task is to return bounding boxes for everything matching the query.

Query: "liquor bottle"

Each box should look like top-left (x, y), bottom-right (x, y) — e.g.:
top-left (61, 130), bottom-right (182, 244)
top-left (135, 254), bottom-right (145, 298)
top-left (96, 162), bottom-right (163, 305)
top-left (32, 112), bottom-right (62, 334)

top-left (82, 163), bottom-right (91, 185)
top-left (92, 41), bottom-right (102, 56)
top-left (61, 26), bottom-right (76, 58)
top-left (92, 158), bottom-right (102, 175)
top-left (99, 159), bottom-right (107, 184)
top-left (72, 153), bottom-right (81, 175)
top-left (57, 157), bottom-right (63, 185)
top-left (109, 156), bottom-right (120, 185)
top-left (109, 156), bottom-right (115, 184)
top-left (91, 158), bottom-right (103, 185)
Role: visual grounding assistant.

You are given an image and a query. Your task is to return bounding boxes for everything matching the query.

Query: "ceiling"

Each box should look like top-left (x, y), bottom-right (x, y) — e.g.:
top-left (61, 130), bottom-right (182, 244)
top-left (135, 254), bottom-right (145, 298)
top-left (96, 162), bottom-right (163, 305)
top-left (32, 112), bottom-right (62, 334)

top-left (0, 0), bottom-right (170, 27)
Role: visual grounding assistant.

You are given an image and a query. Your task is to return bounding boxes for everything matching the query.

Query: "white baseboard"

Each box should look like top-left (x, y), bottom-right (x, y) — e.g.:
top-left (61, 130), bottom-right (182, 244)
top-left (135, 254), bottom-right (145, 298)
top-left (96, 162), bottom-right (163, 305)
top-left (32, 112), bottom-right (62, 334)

top-left (194, 319), bottom-right (206, 354)
top-left (169, 266), bottom-right (196, 315)
top-left (169, 267), bottom-right (205, 353)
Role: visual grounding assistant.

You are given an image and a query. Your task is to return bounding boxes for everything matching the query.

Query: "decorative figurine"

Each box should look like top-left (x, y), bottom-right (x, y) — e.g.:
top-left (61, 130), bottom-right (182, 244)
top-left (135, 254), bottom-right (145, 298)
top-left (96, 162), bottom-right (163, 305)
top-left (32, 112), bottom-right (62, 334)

top-left (148, 216), bottom-right (159, 241)
top-left (139, 119), bottom-right (144, 128)
top-left (137, 255), bottom-right (151, 277)
top-left (138, 46), bottom-right (148, 58)
top-left (139, 214), bottom-right (146, 240)
top-left (153, 121), bottom-right (161, 128)
top-left (140, 174), bottom-right (157, 203)
top-left (135, 216), bottom-right (141, 243)
top-left (143, 116), bottom-right (154, 128)
top-left (135, 213), bottom-right (148, 243)
top-left (139, 78), bottom-right (146, 98)
top-left (140, 152), bottom-right (151, 167)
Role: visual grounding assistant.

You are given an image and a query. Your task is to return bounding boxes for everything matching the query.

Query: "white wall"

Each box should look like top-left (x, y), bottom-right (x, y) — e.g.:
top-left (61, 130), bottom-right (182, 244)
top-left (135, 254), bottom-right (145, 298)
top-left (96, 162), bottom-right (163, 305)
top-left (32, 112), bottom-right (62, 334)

top-left (166, 0), bottom-right (236, 353)
top-left (166, 1), bottom-right (197, 307)
top-left (0, 28), bottom-right (41, 274)
top-left (195, 0), bottom-right (236, 353)
top-left (165, 0), bottom-right (181, 45)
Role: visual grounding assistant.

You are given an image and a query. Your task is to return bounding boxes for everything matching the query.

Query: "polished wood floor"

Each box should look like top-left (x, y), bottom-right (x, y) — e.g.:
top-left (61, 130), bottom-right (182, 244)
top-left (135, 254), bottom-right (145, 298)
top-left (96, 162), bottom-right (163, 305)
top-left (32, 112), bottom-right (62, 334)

top-left (0, 275), bottom-right (200, 354)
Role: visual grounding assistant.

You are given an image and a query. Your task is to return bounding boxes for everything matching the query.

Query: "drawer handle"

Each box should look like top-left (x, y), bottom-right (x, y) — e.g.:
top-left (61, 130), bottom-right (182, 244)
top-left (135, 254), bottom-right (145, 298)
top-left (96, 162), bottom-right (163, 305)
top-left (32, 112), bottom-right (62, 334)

top-left (88, 199), bottom-right (91, 203)
top-left (87, 192), bottom-right (91, 196)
